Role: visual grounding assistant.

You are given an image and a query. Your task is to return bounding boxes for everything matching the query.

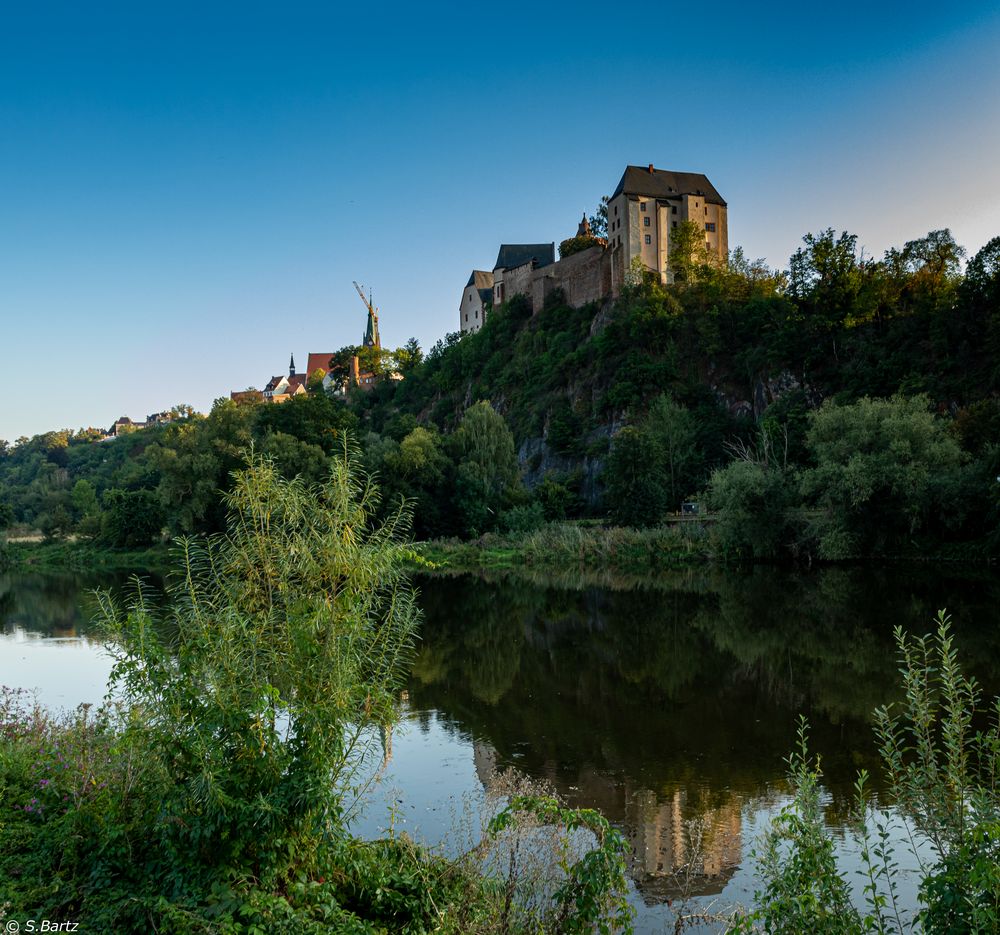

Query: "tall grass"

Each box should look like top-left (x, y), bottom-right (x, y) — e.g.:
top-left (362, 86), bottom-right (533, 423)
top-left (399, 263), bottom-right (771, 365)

top-left (729, 613), bottom-right (1000, 934)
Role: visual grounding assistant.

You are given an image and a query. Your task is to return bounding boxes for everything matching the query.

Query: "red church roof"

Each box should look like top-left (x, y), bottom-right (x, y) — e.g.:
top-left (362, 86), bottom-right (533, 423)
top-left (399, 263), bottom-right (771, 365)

top-left (306, 352), bottom-right (335, 376)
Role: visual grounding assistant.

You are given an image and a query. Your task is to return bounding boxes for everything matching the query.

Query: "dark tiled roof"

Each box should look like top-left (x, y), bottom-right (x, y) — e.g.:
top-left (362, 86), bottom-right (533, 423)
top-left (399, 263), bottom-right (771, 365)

top-left (611, 166), bottom-right (726, 206)
top-left (466, 269), bottom-right (494, 289)
top-left (477, 288), bottom-right (493, 305)
top-left (494, 243), bottom-right (555, 271)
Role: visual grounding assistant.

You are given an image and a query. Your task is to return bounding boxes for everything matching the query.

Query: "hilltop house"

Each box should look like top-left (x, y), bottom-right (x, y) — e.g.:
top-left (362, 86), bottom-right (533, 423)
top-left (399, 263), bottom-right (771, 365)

top-left (263, 355), bottom-right (308, 403)
top-left (459, 270), bottom-right (494, 335)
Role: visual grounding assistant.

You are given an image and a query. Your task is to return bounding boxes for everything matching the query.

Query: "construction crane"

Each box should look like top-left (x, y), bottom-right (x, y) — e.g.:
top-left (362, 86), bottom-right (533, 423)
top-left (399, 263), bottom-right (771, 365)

top-left (353, 280), bottom-right (375, 316)
top-left (353, 280), bottom-right (381, 348)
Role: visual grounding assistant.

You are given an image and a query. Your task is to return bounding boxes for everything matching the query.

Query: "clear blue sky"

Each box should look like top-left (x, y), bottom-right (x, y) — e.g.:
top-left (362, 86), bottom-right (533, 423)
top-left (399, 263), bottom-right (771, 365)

top-left (3, 1), bottom-right (999, 440)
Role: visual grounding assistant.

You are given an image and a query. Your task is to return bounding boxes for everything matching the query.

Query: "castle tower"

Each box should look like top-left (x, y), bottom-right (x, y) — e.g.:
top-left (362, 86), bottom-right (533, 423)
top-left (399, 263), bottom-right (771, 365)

top-left (577, 213), bottom-right (592, 237)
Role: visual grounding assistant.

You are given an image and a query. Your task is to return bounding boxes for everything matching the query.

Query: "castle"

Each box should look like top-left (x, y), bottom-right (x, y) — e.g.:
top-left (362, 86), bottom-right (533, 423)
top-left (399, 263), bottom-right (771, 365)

top-left (460, 164), bottom-right (728, 334)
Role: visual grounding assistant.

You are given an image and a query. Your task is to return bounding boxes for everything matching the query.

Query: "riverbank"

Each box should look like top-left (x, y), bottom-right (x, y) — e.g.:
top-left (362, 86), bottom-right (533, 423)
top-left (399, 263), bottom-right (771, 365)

top-left (0, 539), bottom-right (170, 573)
top-left (414, 521), bottom-right (713, 573)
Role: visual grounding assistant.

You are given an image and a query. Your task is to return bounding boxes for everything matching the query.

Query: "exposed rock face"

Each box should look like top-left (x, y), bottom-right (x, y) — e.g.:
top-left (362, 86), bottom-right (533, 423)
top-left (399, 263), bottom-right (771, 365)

top-left (518, 418), bottom-right (622, 507)
top-left (706, 368), bottom-right (824, 421)
top-left (512, 366), bottom-right (824, 508)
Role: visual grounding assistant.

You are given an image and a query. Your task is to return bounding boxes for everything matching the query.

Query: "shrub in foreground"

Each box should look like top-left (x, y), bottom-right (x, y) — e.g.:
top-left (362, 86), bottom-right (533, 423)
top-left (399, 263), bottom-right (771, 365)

top-left (0, 453), bottom-right (634, 934)
top-left (731, 614), bottom-right (1000, 934)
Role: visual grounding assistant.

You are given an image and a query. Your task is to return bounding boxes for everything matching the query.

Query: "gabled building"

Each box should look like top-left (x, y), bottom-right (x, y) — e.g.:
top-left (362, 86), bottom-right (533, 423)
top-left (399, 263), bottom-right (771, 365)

top-left (145, 410), bottom-right (178, 426)
top-left (459, 270), bottom-right (494, 334)
top-left (492, 243), bottom-right (555, 307)
top-left (263, 355), bottom-right (308, 403)
top-left (109, 416), bottom-right (140, 437)
top-left (606, 164), bottom-right (728, 287)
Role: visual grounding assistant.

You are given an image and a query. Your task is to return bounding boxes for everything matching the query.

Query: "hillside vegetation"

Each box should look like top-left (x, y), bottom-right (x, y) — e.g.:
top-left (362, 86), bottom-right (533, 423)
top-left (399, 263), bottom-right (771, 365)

top-left (2, 224), bottom-right (999, 559)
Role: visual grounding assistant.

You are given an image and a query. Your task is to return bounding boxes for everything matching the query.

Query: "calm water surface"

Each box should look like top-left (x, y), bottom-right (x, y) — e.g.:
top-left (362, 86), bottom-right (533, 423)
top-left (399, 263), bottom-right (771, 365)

top-left (3, 564), bottom-right (999, 932)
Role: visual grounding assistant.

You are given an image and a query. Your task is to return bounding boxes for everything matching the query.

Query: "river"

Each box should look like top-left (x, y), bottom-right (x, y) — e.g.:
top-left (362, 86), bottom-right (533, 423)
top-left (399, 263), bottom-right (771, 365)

top-left (2, 563), bottom-right (998, 931)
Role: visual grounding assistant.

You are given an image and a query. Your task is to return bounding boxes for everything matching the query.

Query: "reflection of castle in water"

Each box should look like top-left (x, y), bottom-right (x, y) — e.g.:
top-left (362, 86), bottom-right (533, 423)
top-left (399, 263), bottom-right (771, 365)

top-left (473, 740), bottom-right (742, 902)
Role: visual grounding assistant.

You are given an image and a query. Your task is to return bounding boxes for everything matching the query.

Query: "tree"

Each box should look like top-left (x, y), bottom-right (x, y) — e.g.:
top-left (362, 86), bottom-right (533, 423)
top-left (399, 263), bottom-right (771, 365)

top-left (706, 459), bottom-right (796, 559)
top-left (99, 488), bottom-right (164, 547)
top-left (644, 395), bottom-right (704, 509)
top-left (452, 401), bottom-right (520, 535)
top-left (152, 399), bottom-right (254, 534)
top-left (395, 337), bottom-right (423, 373)
top-left (259, 431), bottom-right (329, 484)
top-left (960, 236), bottom-right (1000, 384)
top-left (962, 235), bottom-right (1000, 312)
top-left (588, 195), bottom-right (609, 239)
top-left (668, 219), bottom-right (717, 284)
top-left (799, 395), bottom-right (966, 558)
top-left (254, 392), bottom-right (356, 454)
top-left (95, 453), bottom-right (419, 899)
top-left (603, 427), bottom-right (667, 527)
top-left (70, 478), bottom-right (98, 518)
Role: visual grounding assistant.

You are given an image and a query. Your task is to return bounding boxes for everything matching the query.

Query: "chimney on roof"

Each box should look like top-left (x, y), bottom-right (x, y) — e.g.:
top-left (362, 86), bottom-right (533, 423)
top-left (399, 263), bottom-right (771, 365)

top-left (648, 163), bottom-right (654, 173)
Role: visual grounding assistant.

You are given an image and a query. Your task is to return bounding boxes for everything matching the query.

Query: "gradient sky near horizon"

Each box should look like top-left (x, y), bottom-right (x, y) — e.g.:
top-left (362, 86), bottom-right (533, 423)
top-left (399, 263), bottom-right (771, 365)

top-left (2, 1), bottom-right (1000, 440)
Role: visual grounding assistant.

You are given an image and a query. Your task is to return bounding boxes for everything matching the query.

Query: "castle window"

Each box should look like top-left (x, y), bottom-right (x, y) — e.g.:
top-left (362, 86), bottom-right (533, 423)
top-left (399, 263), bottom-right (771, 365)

top-left (672, 221), bottom-right (677, 228)
top-left (671, 206), bottom-right (677, 215)
top-left (643, 216), bottom-right (650, 227)
top-left (644, 234), bottom-right (652, 245)
top-left (705, 207), bottom-right (708, 216)
top-left (705, 222), bottom-right (716, 232)
top-left (640, 202), bottom-right (646, 212)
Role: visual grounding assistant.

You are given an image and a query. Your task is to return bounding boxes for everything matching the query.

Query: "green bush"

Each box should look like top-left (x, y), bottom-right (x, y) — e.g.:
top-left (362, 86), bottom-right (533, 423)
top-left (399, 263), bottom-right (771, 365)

top-left (733, 614), bottom-right (1000, 934)
top-left (706, 459), bottom-right (796, 560)
top-left (99, 488), bottom-right (164, 547)
top-left (0, 454), bottom-right (637, 934)
top-left (499, 501), bottom-right (546, 534)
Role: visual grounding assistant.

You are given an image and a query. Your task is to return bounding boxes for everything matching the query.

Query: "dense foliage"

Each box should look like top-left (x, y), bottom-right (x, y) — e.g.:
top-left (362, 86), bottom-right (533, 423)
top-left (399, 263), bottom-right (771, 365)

top-left (2, 227), bottom-right (999, 557)
top-left (0, 456), bottom-right (633, 933)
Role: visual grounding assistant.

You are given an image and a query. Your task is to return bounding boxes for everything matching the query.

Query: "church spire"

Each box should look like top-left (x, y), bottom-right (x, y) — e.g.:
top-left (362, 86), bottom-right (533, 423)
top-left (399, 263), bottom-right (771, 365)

top-left (289, 353), bottom-right (296, 376)
top-left (363, 305), bottom-right (381, 349)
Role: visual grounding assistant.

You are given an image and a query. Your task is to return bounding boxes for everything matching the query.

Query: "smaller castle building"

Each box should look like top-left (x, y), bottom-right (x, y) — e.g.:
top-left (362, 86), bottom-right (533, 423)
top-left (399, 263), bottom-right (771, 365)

top-left (459, 270), bottom-right (494, 334)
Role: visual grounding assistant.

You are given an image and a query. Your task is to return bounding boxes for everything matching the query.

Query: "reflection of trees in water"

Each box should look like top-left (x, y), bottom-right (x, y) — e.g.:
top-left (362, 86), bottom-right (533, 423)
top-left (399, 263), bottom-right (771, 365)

top-left (0, 570), bottom-right (163, 639)
top-left (1, 572), bottom-right (96, 638)
top-left (410, 567), bottom-right (1000, 900)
